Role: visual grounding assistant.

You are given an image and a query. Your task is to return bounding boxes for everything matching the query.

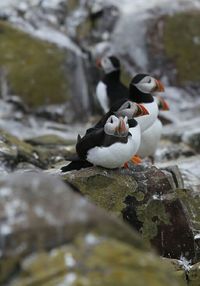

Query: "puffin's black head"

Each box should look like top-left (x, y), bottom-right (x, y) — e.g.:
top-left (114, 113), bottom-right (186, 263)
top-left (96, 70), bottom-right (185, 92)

top-left (96, 55), bottom-right (120, 74)
top-left (129, 74), bottom-right (165, 103)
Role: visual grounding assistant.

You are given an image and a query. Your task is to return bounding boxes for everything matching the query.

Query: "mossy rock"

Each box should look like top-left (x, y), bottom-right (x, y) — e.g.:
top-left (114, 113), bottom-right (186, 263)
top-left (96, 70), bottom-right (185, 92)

top-left (25, 134), bottom-right (76, 146)
top-left (11, 234), bottom-right (183, 286)
top-left (0, 21), bottom-right (69, 108)
top-left (0, 128), bottom-right (46, 168)
top-left (63, 167), bottom-right (138, 216)
top-left (63, 165), bottom-right (195, 260)
top-left (163, 11), bottom-right (200, 84)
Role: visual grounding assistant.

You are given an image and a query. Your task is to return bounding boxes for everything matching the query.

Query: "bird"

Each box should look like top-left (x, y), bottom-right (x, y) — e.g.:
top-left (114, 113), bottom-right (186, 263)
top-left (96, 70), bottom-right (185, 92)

top-left (61, 115), bottom-right (141, 171)
top-left (89, 98), bottom-right (149, 132)
top-left (95, 55), bottom-right (129, 113)
top-left (136, 95), bottom-right (169, 160)
top-left (128, 74), bottom-right (167, 160)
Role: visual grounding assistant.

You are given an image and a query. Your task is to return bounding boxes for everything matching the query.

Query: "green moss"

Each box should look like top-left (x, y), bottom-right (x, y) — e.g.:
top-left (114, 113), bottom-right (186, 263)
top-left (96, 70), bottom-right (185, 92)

top-left (163, 12), bottom-right (200, 84)
top-left (0, 128), bottom-right (34, 156)
top-left (12, 234), bottom-right (182, 286)
top-left (65, 169), bottom-right (138, 216)
top-left (0, 21), bottom-right (69, 108)
top-left (176, 189), bottom-right (200, 231)
top-left (137, 200), bottom-right (170, 242)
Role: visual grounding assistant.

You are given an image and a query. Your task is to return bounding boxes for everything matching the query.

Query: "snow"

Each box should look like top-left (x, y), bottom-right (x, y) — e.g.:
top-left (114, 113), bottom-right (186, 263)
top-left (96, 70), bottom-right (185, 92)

top-left (64, 253), bottom-right (76, 268)
top-left (178, 255), bottom-right (192, 271)
top-left (85, 233), bottom-right (100, 245)
top-left (58, 273), bottom-right (77, 286)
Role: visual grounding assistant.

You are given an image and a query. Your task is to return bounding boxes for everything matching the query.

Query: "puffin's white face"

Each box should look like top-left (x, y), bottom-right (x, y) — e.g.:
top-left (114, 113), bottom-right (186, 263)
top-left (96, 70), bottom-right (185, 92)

top-left (134, 76), bottom-right (158, 94)
top-left (133, 75), bottom-right (165, 95)
top-left (101, 57), bottom-right (117, 74)
top-left (115, 101), bottom-right (149, 119)
top-left (115, 101), bottom-right (138, 119)
top-left (104, 115), bottom-right (129, 136)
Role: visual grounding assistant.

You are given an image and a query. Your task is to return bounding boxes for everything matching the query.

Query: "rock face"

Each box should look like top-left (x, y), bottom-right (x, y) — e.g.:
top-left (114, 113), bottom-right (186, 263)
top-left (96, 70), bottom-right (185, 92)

top-left (0, 21), bottom-right (69, 108)
top-left (0, 172), bottom-right (182, 286)
top-left (148, 11), bottom-right (200, 87)
top-left (63, 164), bottom-right (195, 261)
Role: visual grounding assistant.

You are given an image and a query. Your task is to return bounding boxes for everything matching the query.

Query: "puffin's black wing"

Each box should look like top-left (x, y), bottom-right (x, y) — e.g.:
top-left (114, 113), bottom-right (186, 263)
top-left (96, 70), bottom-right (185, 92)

top-left (76, 127), bottom-right (106, 159)
top-left (107, 82), bottom-right (129, 107)
top-left (61, 160), bottom-right (93, 172)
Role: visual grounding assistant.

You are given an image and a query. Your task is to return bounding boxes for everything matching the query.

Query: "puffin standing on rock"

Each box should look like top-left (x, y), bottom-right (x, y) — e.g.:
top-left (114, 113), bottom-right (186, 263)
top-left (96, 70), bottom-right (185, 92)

top-left (61, 116), bottom-right (140, 171)
top-left (95, 55), bottom-right (129, 113)
top-left (61, 101), bottom-right (149, 172)
top-left (128, 74), bottom-right (169, 159)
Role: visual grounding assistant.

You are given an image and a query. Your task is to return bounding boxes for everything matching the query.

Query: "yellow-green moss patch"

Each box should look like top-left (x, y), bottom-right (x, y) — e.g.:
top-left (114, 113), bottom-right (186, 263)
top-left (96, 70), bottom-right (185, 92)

top-left (163, 11), bottom-right (200, 84)
top-left (0, 21), bottom-right (69, 108)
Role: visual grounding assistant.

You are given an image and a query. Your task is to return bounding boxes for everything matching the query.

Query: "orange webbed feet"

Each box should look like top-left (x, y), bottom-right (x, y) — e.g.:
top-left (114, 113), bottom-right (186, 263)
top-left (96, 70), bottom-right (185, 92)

top-left (131, 155), bottom-right (142, 165)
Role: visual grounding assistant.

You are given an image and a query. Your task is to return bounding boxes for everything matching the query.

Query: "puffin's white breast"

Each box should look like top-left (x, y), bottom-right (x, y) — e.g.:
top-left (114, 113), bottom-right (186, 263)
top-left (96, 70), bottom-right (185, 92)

top-left (96, 81), bottom-right (109, 113)
top-left (137, 119), bottom-right (162, 158)
top-left (87, 125), bottom-right (141, 169)
top-left (136, 101), bottom-right (158, 132)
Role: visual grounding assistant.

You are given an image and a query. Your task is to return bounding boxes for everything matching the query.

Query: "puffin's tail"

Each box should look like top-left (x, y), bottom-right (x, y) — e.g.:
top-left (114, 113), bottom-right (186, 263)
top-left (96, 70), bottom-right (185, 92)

top-left (61, 160), bottom-right (93, 172)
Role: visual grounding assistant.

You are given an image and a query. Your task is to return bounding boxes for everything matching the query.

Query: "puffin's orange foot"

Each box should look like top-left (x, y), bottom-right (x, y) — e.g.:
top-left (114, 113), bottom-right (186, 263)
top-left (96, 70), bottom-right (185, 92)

top-left (131, 155), bottom-right (142, 165)
top-left (123, 162), bottom-right (129, 169)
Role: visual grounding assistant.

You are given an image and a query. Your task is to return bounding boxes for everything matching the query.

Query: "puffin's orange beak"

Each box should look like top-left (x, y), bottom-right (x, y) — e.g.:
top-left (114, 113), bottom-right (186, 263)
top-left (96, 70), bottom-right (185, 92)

top-left (136, 104), bottom-right (149, 117)
top-left (154, 79), bottom-right (165, 92)
top-left (96, 58), bottom-right (102, 69)
top-left (115, 117), bottom-right (127, 135)
top-left (157, 96), bottom-right (170, 111)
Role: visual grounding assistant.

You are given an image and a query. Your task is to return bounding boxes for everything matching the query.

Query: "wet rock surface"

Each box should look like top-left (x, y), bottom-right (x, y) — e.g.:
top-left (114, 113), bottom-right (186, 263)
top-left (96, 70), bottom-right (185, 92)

top-left (0, 172), bottom-right (181, 286)
top-left (62, 165), bottom-right (196, 261)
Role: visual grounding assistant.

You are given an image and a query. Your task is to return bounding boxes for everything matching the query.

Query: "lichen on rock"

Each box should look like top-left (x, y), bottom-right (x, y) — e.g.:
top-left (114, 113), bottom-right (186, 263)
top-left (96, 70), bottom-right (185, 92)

top-left (0, 21), bottom-right (69, 108)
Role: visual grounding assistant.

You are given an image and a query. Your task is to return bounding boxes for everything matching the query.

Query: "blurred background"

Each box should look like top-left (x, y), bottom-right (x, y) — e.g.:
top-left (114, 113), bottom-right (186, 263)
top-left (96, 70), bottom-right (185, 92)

top-left (1, 1), bottom-right (200, 285)
top-left (0, 0), bottom-right (200, 183)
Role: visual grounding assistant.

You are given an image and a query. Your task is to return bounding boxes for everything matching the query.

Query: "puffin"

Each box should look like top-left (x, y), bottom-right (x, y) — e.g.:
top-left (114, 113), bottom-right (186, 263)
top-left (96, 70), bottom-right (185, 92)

top-left (128, 74), bottom-right (168, 160)
top-left (61, 115), bottom-right (141, 171)
top-left (95, 55), bottom-right (129, 113)
top-left (88, 98), bottom-right (149, 132)
top-left (136, 95), bottom-right (169, 159)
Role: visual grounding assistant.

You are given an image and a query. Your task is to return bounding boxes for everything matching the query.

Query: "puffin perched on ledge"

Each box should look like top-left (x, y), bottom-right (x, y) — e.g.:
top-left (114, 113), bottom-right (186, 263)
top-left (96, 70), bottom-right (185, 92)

top-left (61, 101), bottom-right (148, 172)
top-left (61, 115), bottom-right (140, 171)
top-left (128, 73), bottom-right (169, 159)
top-left (95, 55), bottom-right (129, 113)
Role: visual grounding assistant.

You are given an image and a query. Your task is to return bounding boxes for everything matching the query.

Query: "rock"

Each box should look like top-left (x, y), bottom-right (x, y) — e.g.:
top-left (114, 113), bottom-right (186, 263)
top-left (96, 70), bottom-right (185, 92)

top-left (148, 11), bottom-right (200, 87)
top-left (0, 172), bottom-right (182, 286)
top-left (63, 165), bottom-right (195, 260)
top-left (167, 259), bottom-right (200, 286)
top-left (0, 21), bottom-right (70, 108)
top-left (183, 129), bottom-right (200, 153)
top-left (11, 236), bottom-right (182, 286)
top-left (187, 262), bottom-right (200, 286)
top-left (25, 134), bottom-right (75, 147)
top-left (176, 188), bottom-right (200, 261)
top-left (0, 128), bottom-right (45, 169)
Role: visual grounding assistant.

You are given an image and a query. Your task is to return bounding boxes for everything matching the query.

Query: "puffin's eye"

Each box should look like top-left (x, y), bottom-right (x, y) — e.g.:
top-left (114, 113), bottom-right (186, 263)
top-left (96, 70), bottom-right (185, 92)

top-left (148, 78), bottom-right (151, 83)
top-left (127, 102), bottom-right (131, 108)
top-left (110, 118), bottom-right (113, 123)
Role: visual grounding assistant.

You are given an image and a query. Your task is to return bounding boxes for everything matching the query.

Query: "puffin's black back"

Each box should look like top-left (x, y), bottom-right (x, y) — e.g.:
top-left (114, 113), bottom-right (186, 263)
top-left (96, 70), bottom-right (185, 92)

top-left (77, 125), bottom-right (129, 159)
top-left (129, 75), bottom-right (154, 103)
top-left (103, 71), bottom-right (129, 108)
top-left (86, 98), bottom-right (129, 134)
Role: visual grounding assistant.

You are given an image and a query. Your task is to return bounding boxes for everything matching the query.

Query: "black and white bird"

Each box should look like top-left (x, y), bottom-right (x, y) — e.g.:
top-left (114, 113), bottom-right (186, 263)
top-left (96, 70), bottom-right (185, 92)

top-left (137, 95), bottom-right (169, 159)
top-left (61, 115), bottom-right (141, 171)
top-left (95, 55), bottom-right (129, 113)
top-left (91, 98), bottom-right (149, 131)
top-left (128, 73), bottom-right (167, 159)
